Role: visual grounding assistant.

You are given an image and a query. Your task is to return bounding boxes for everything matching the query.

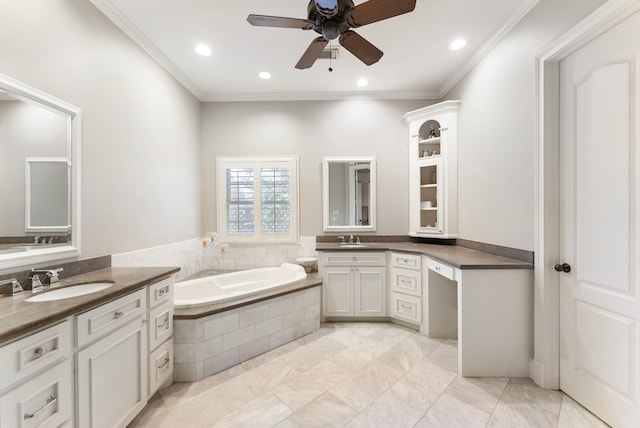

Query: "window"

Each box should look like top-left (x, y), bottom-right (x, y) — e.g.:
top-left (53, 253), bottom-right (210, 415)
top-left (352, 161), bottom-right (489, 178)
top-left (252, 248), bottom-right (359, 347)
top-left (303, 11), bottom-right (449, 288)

top-left (217, 157), bottom-right (299, 243)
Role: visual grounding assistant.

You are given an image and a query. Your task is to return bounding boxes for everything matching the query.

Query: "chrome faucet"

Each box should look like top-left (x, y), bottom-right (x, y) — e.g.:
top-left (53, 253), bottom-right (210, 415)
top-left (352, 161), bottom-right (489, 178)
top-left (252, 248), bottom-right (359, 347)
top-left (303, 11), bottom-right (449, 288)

top-left (29, 274), bottom-right (44, 292)
top-left (0, 278), bottom-right (24, 296)
top-left (349, 235), bottom-right (354, 244)
top-left (338, 236), bottom-right (346, 244)
top-left (31, 267), bottom-right (63, 287)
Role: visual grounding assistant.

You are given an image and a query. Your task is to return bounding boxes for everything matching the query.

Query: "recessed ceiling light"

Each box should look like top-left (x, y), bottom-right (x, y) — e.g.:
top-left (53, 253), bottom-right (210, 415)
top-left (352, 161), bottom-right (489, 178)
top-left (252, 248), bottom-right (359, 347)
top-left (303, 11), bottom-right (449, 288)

top-left (195, 44), bottom-right (212, 56)
top-left (448, 39), bottom-right (467, 51)
top-left (356, 78), bottom-right (369, 87)
top-left (259, 71), bottom-right (272, 80)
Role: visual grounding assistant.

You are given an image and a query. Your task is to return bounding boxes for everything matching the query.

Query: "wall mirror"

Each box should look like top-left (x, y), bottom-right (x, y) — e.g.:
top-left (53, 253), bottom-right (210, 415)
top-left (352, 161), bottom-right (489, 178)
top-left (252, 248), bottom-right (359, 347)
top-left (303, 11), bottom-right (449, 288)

top-left (322, 156), bottom-right (376, 232)
top-left (0, 73), bottom-right (81, 270)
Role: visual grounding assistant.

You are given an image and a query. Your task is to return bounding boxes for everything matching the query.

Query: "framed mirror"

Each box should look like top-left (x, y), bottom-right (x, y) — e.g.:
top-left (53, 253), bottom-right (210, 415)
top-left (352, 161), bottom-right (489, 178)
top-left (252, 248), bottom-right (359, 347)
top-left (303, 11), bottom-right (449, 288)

top-left (0, 74), bottom-right (81, 270)
top-left (322, 156), bottom-right (376, 232)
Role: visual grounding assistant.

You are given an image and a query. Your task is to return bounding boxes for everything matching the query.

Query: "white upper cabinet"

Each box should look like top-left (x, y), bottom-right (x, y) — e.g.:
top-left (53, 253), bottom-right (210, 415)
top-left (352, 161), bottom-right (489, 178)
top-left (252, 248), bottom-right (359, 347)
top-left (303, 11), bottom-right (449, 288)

top-left (403, 101), bottom-right (460, 238)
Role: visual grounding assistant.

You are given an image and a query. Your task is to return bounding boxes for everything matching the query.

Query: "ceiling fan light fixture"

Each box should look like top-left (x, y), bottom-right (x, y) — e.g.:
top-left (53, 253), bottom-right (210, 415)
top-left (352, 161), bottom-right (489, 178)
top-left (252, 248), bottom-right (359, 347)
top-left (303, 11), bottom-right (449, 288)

top-left (448, 39), bottom-right (467, 51)
top-left (195, 44), bottom-right (212, 56)
top-left (356, 78), bottom-right (369, 87)
top-left (259, 71), bottom-right (272, 80)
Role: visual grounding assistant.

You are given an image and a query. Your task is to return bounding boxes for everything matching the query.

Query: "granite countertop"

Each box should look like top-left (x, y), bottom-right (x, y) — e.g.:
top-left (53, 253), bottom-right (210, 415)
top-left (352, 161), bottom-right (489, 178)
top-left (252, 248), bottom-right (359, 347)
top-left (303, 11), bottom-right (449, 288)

top-left (315, 242), bottom-right (533, 269)
top-left (174, 272), bottom-right (323, 320)
top-left (0, 266), bottom-right (179, 344)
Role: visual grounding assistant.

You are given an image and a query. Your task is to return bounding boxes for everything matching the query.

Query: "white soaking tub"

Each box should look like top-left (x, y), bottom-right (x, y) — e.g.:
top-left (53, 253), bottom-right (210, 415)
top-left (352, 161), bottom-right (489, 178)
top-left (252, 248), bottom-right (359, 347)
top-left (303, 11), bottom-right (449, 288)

top-left (174, 263), bottom-right (307, 309)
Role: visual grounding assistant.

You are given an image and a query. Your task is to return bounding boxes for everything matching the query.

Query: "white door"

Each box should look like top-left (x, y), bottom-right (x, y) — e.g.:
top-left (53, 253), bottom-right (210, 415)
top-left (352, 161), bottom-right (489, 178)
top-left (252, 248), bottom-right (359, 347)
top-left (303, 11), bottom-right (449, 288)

top-left (559, 9), bottom-right (640, 427)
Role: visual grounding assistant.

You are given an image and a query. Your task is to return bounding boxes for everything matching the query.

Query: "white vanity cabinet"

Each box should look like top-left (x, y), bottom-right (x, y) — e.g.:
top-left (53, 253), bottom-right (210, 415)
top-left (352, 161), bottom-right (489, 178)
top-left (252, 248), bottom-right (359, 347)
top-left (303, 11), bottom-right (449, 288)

top-left (404, 100), bottom-right (460, 238)
top-left (147, 278), bottom-right (174, 397)
top-left (320, 252), bottom-right (386, 318)
top-left (0, 320), bottom-right (74, 428)
top-left (389, 252), bottom-right (423, 325)
top-left (76, 289), bottom-right (148, 428)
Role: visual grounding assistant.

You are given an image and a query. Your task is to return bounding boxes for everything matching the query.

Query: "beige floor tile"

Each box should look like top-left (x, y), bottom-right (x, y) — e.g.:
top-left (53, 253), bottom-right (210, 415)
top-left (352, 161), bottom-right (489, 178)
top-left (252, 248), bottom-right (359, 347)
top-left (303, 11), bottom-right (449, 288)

top-left (215, 358), bottom-right (298, 411)
top-left (426, 339), bottom-right (459, 374)
top-left (211, 392), bottom-right (293, 428)
top-left (416, 392), bottom-right (490, 428)
top-left (331, 337), bottom-right (387, 373)
top-left (557, 395), bottom-right (610, 428)
top-left (159, 364), bottom-right (247, 409)
top-left (140, 389), bottom-right (231, 428)
top-left (277, 392), bottom-right (358, 427)
top-left (390, 358), bottom-right (457, 411)
top-left (330, 359), bottom-right (404, 412)
top-left (346, 389), bottom-right (424, 428)
top-left (280, 336), bottom-right (346, 371)
top-left (272, 360), bottom-right (352, 410)
top-left (487, 378), bottom-right (563, 428)
top-left (445, 376), bottom-right (509, 414)
top-left (375, 333), bottom-right (442, 373)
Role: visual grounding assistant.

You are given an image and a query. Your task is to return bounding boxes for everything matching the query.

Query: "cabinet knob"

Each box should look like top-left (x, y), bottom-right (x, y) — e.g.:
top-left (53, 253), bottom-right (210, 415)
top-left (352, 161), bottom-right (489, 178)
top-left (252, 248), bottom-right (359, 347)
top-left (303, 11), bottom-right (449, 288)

top-left (554, 263), bottom-right (571, 273)
top-left (114, 311), bottom-right (125, 319)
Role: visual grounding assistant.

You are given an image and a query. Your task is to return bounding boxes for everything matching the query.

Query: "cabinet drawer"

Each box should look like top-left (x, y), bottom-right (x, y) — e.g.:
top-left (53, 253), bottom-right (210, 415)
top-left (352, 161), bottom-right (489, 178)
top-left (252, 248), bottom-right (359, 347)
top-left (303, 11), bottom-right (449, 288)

top-left (428, 259), bottom-right (456, 281)
top-left (149, 300), bottom-right (173, 351)
top-left (149, 338), bottom-right (173, 397)
top-left (390, 292), bottom-right (422, 324)
top-left (0, 358), bottom-right (73, 428)
top-left (390, 268), bottom-right (422, 297)
top-left (321, 252), bottom-right (386, 267)
top-left (390, 252), bottom-right (421, 270)
top-left (0, 320), bottom-right (72, 391)
top-left (76, 289), bottom-right (147, 348)
top-left (149, 277), bottom-right (173, 309)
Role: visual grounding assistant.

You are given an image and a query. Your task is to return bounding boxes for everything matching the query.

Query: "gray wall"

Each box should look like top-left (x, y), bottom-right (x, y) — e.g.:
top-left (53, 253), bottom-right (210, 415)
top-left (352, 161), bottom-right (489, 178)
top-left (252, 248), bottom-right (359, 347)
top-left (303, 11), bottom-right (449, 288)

top-left (0, 0), bottom-right (202, 258)
top-left (200, 99), bottom-right (431, 236)
top-left (444, 0), bottom-right (606, 251)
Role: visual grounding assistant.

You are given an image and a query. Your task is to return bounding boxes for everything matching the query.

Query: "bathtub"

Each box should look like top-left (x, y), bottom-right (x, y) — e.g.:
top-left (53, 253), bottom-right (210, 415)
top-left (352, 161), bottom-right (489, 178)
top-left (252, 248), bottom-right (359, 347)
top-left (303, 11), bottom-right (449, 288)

top-left (174, 263), bottom-right (307, 309)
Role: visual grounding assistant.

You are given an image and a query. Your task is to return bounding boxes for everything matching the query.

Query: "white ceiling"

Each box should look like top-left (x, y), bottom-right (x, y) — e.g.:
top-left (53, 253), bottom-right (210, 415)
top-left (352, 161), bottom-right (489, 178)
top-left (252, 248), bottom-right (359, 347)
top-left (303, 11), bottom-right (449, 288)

top-left (89, 0), bottom-right (539, 102)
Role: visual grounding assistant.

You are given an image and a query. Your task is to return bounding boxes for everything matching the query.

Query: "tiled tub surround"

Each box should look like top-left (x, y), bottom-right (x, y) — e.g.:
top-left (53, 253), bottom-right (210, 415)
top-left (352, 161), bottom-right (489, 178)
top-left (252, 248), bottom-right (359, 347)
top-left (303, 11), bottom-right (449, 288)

top-left (112, 236), bottom-right (318, 281)
top-left (173, 285), bottom-right (321, 382)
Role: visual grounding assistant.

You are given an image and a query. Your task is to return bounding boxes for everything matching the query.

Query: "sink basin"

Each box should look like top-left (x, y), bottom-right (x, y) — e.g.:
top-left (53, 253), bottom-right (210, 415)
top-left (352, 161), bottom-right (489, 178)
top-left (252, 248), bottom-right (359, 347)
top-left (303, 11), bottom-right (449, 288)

top-left (25, 282), bottom-right (114, 302)
top-left (339, 244), bottom-right (366, 248)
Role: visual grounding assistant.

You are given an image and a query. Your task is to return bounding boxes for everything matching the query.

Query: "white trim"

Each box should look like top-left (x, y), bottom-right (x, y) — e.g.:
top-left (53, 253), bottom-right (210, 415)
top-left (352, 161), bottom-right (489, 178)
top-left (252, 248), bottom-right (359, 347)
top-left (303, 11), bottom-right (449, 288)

top-left (0, 74), bottom-right (81, 270)
top-left (534, 0), bottom-right (640, 389)
top-left (202, 91), bottom-right (439, 103)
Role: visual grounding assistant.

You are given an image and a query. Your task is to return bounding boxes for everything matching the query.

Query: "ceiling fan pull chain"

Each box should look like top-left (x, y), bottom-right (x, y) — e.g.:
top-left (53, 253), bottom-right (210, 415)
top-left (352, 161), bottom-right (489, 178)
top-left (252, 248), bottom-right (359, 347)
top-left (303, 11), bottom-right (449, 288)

top-left (329, 41), bottom-right (334, 72)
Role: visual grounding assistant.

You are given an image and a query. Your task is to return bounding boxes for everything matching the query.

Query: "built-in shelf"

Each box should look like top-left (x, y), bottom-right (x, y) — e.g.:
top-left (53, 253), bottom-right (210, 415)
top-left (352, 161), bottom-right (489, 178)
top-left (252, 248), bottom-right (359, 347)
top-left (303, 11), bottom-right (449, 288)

top-left (419, 137), bottom-right (441, 144)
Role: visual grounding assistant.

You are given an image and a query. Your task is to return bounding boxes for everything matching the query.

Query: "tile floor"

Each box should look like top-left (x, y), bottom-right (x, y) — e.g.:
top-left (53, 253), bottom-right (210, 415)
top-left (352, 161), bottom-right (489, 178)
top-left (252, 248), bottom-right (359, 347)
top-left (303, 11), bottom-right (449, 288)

top-left (128, 322), bottom-right (609, 428)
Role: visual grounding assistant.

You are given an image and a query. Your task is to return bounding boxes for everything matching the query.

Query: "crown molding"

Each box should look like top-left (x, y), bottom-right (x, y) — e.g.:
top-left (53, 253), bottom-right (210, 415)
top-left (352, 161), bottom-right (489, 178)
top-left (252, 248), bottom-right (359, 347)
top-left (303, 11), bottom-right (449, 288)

top-left (89, 0), bottom-right (204, 100)
top-left (200, 90), bottom-right (440, 102)
top-left (437, 0), bottom-right (540, 98)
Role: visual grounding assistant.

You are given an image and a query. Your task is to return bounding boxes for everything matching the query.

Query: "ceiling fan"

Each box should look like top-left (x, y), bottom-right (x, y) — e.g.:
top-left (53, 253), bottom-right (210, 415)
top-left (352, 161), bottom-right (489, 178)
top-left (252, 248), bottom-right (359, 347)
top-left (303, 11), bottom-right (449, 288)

top-left (247, 0), bottom-right (417, 69)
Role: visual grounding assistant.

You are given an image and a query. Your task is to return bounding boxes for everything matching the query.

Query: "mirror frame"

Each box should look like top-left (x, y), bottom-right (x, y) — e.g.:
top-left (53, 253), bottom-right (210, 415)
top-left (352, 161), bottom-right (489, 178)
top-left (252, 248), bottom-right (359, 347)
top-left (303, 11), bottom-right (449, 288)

top-left (322, 156), bottom-right (376, 233)
top-left (0, 73), bottom-right (81, 270)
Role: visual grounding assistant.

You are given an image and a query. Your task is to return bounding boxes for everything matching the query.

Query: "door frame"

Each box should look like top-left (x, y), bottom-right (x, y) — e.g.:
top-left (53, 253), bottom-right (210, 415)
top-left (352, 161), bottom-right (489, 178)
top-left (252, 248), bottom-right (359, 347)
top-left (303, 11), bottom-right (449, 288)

top-left (534, 0), bottom-right (640, 389)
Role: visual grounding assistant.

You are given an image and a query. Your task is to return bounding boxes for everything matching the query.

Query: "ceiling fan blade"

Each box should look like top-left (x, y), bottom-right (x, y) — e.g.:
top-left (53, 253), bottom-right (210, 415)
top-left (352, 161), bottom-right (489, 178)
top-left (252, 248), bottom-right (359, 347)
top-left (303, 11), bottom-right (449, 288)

top-left (247, 14), bottom-right (314, 30)
top-left (345, 0), bottom-right (416, 27)
top-left (296, 37), bottom-right (329, 69)
top-left (339, 31), bottom-right (383, 66)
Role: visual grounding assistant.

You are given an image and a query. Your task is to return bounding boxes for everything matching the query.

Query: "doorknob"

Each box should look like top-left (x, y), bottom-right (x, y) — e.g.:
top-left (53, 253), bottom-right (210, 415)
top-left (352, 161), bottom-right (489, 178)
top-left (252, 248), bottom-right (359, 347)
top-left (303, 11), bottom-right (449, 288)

top-left (554, 263), bottom-right (571, 273)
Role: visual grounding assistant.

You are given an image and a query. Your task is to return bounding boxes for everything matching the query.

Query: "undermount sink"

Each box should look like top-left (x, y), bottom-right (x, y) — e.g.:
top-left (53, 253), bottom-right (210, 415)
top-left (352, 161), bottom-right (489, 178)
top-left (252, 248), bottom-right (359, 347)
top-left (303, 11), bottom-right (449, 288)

top-left (25, 282), bottom-right (114, 302)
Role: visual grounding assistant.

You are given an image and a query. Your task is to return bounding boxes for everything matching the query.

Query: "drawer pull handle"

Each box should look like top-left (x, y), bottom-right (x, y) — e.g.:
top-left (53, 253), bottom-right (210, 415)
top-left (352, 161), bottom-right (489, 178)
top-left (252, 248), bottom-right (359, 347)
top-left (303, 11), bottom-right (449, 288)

top-left (158, 357), bottom-right (171, 369)
top-left (400, 304), bottom-right (413, 310)
top-left (157, 287), bottom-right (169, 297)
top-left (114, 311), bottom-right (125, 319)
top-left (157, 320), bottom-right (170, 329)
top-left (400, 279), bottom-right (412, 284)
top-left (33, 346), bottom-right (48, 359)
top-left (24, 396), bottom-right (56, 420)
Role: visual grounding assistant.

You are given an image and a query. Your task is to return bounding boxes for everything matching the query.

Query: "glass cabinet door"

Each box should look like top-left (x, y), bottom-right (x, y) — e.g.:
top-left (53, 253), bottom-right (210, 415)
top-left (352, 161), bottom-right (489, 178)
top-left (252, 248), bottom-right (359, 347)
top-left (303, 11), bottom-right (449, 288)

top-left (418, 159), bottom-right (443, 233)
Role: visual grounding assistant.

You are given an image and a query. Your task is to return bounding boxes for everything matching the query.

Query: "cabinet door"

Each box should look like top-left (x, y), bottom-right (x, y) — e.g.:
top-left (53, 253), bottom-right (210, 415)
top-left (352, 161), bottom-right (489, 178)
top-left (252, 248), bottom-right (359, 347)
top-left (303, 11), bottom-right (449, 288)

top-left (322, 268), bottom-right (353, 316)
top-left (416, 158), bottom-right (444, 234)
top-left (0, 359), bottom-right (73, 428)
top-left (77, 318), bottom-right (147, 428)
top-left (354, 267), bottom-right (386, 317)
